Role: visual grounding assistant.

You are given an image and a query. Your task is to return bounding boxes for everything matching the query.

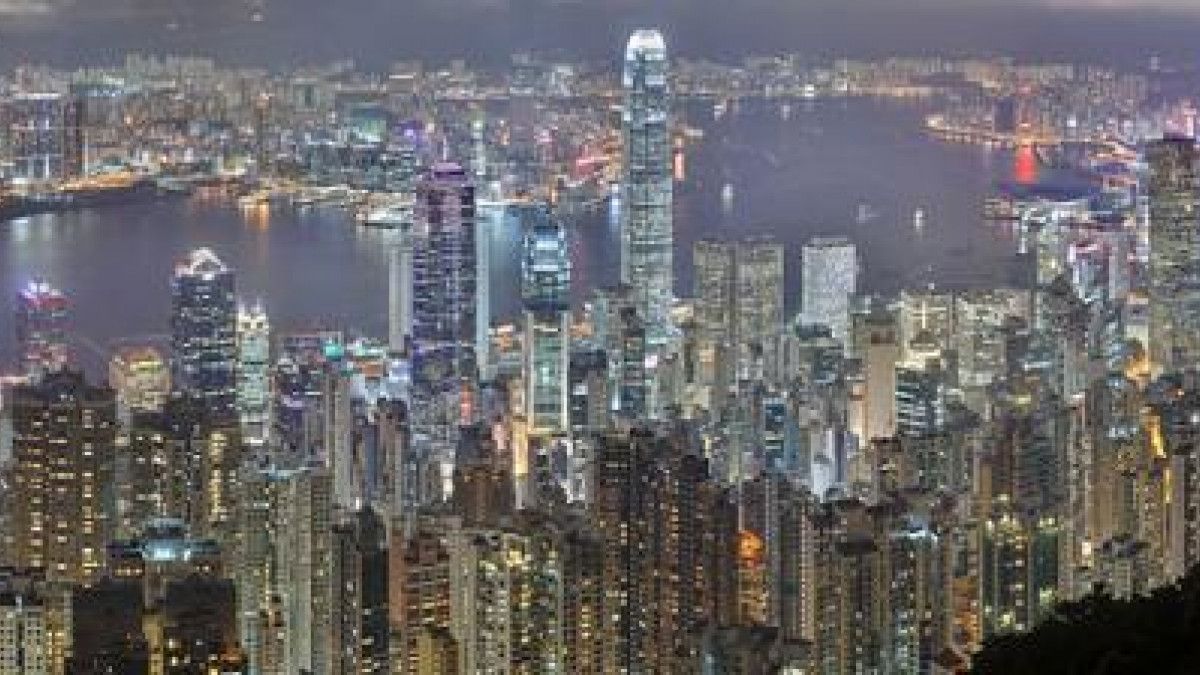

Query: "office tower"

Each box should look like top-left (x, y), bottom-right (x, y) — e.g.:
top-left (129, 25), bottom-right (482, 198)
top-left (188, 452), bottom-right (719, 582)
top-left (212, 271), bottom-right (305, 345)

top-left (389, 228), bottom-right (415, 353)
top-left (735, 238), bottom-right (785, 382)
top-left (15, 279), bottom-right (69, 379)
top-left (171, 248), bottom-right (238, 426)
top-left (693, 239), bottom-right (736, 348)
top-left (237, 303), bottom-right (271, 451)
top-left (1147, 136), bottom-right (1200, 373)
top-left (520, 204), bottom-right (571, 436)
top-left (954, 289), bottom-right (1030, 393)
top-left (9, 371), bottom-right (116, 584)
top-left (109, 345), bottom-right (170, 422)
top-left (569, 349), bottom-right (609, 437)
top-left (412, 163), bottom-right (479, 388)
top-left (621, 29), bottom-right (674, 345)
top-left (616, 307), bottom-right (648, 420)
top-left (898, 287), bottom-right (955, 361)
top-left (862, 310), bottom-right (900, 442)
top-left (802, 237), bottom-right (858, 345)
top-left (331, 508), bottom-right (390, 674)
top-left (895, 364), bottom-right (947, 437)
top-left (2, 93), bottom-right (83, 183)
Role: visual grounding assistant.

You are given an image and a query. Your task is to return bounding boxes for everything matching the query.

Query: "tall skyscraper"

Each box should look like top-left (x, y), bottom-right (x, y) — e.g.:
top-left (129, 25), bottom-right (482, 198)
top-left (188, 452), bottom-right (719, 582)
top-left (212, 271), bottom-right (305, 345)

top-left (1147, 136), bottom-right (1200, 372)
top-left (389, 227), bottom-right (415, 354)
top-left (9, 371), bottom-right (116, 584)
top-left (15, 279), bottom-right (70, 379)
top-left (692, 239), bottom-right (736, 348)
top-left (237, 303), bottom-right (270, 451)
top-left (520, 204), bottom-right (571, 436)
top-left (412, 163), bottom-right (479, 389)
top-left (171, 248), bottom-right (238, 426)
top-left (802, 237), bottom-right (858, 346)
top-left (735, 238), bottom-right (785, 381)
top-left (621, 29), bottom-right (673, 345)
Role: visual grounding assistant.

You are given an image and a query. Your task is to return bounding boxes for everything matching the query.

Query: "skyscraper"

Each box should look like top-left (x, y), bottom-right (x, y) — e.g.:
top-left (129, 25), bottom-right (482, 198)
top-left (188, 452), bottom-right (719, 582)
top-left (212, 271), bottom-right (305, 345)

top-left (621, 29), bottom-right (673, 345)
top-left (1147, 136), bottom-right (1200, 372)
top-left (802, 237), bottom-right (858, 346)
top-left (15, 279), bottom-right (70, 379)
top-left (735, 238), bottom-right (785, 381)
top-left (9, 371), bottom-right (116, 584)
top-left (520, 204), bottom-right (571, 436)
top-left (692, 239), bottom-right (736, 349)
top-left (412, 163), bottom-right (479, 389)
top-left (171, 248), bottom-right (238, 426)
top-left (237, 303), bottom-right (270, 451)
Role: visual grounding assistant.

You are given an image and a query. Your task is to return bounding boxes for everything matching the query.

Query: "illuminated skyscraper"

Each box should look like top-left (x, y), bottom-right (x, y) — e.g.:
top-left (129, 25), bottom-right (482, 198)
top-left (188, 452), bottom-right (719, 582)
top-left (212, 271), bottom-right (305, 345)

top-left (9, 371), bottom-right (116, 585)
top-left (170, 248), bottom-right (238, 426)
top-left (236, 303), bottom-right (270, 451)
top-left (1147, 136), bottom-right (1200, 372)
top-left (692, 239), bottom-right (735, 348)
top-left (520, 204), bottom-right (571, 436)
top-left (15, 279), bottom-right (70, 379)
top-left (412, 163), bottom-right (479, 388)
top-left (621, 29), bottom-right (673, 345)
top-left (802, 237), bottom-right (858, 345)
top-left (735, 238), bottom-right (785, 381)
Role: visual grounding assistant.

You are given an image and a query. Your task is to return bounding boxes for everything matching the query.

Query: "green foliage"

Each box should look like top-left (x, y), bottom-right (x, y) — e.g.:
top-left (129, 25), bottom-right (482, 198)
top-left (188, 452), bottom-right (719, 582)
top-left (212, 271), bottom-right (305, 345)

top-left (972, 566), bottom-right (1200, 674)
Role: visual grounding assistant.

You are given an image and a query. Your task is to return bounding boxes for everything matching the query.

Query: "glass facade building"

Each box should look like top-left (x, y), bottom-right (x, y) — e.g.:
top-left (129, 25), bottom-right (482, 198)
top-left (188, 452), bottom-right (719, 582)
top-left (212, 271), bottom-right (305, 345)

top-left (170, 248), bottom-right (238, 426)
top-left (621, 29), bottom-right (673, 346)
top-left (520, 203), bottom-right (571, 436)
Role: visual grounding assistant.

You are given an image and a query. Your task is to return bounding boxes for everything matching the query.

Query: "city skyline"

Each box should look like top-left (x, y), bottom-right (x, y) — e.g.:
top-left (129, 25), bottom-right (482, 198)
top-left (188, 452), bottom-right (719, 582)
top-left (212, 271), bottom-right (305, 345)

top-left (1, 8), bottom-right (1198, 674)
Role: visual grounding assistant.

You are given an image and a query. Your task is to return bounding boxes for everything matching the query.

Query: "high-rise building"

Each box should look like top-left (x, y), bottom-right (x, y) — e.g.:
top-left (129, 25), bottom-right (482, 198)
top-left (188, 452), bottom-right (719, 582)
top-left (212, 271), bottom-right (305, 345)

top-left (171, 248), bottom-right (238, 426)
top-left (331, 508), bottom-right (390, 674)
top-left (389, 228), bottom-right (415, 354)
top-left (108, 345), bottom-right (170, 422)
top-left (0, 581), bottom-right (50, 675)
top-left (802, 237), bottom-right (858, 345)
top-left (412, 163), bottom-right (479, 388)
top-left (237, 303), bottom-right (271, 451)
top-left (621, 29), bottom-right (673, 345)
top-left (15, 280), bottom-right (69, 379)
top-left (520, 204), bottom-right (571, 436)
top-left (693, 239), bottom-right (736, 348)
top-left (735, 238), bottom-right (785, 381)
top-left (1146, 136), bottom-right (1200, 372)
top-left (9, 371), bottom-right (116, 584)
top-left (2, 93), bottom-right (83, 184)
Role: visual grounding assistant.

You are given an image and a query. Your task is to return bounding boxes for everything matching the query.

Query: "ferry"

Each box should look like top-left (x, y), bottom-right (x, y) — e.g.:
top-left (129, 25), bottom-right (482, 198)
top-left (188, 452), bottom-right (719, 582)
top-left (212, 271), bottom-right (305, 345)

top-left (856, 203), bottom-right (878, 225)
top-left (720, 183), bottom-right (734, 210)
top-left (913, 208), bottom-right (927, 232)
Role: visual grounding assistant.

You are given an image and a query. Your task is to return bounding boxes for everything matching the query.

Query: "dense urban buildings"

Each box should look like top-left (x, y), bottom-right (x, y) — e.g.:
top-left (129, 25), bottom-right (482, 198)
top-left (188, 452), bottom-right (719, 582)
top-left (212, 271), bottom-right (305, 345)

top-left (0, 16), bottom-right (1199, 675)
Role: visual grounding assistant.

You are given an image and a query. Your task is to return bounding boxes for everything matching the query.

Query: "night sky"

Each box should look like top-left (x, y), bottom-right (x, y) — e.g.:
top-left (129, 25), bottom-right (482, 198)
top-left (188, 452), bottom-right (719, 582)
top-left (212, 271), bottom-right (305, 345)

top-left (1, 0), bottom-right (1199, 68)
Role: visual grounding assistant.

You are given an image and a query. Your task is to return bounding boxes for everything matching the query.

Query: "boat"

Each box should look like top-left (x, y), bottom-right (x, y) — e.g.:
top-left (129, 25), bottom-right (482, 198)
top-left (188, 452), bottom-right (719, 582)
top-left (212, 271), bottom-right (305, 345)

top-left (856, 203), bottom-right (878, 225)
top-left (357, 201), bottom-right (413, 229)
top-left (913, 208), bottom-right (926, 232)
top-left (720, 183), bottom-right (734, 210)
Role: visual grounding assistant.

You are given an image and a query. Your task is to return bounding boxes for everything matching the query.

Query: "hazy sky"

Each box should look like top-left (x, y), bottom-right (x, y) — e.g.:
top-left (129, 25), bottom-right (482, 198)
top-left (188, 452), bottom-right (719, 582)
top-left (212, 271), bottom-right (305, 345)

top-left (1, 0), bottom-right (1198, 68)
